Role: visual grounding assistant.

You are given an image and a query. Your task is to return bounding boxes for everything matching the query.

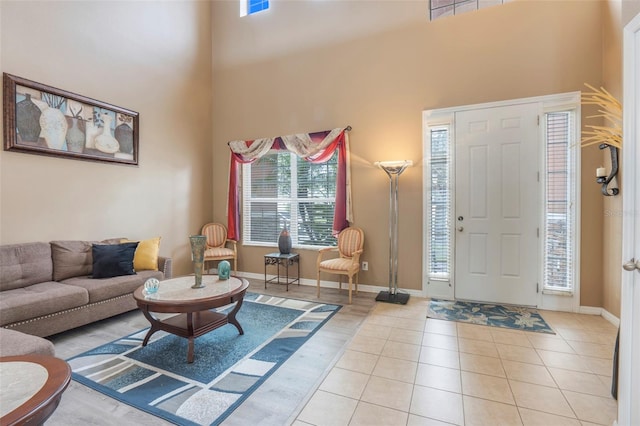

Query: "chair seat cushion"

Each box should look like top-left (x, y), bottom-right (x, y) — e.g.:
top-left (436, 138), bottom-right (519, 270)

top-left (319, 258), bottom-right (357, 272)
top-left (0, 282), bottom-right (89, 326)
top-left (205, 247), bottom-right (234, 258)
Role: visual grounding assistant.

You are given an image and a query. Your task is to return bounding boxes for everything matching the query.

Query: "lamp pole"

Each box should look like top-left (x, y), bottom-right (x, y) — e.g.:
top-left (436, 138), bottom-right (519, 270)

top-left (374, 160), bottom-right (412, 304)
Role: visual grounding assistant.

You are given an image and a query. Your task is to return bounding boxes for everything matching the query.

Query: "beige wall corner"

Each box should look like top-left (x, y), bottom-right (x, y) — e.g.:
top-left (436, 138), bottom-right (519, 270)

top-left (599, 0), bottom-right (624, 317)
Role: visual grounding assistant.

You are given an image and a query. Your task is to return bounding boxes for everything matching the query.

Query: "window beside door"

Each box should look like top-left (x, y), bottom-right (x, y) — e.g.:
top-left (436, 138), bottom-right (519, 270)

top-left (543, 110), bottom-right (577, 293)
top-left (427, 126), bottom-right (452, 283)
top-left (424, 97), bottom-right (579, 299)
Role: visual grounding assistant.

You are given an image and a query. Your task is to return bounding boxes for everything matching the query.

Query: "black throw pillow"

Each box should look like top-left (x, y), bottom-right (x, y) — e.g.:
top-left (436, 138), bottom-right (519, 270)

top-left (92, 242), bottom-right (139, 279)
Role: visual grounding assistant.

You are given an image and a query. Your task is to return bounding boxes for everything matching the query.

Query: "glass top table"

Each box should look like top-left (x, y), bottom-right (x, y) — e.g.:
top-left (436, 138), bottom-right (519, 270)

top-left (133, 275), bottom-right (249, 363)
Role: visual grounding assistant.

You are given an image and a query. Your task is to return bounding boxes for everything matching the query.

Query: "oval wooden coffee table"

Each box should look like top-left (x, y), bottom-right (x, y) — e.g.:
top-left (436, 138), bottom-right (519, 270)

top-left (0, 354), bottom-right (71, 425)
top-left (133, 275), bottom-right (249, 363)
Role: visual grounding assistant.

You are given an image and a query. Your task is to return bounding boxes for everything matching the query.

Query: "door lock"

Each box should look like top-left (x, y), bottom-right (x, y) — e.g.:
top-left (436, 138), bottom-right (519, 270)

top-left (457, 226), bottom-right (464, 232)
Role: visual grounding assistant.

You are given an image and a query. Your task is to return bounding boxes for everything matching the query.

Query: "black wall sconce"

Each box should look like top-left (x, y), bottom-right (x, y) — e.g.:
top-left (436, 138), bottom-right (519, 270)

top-left (596, 143), bottom-right (619, 196)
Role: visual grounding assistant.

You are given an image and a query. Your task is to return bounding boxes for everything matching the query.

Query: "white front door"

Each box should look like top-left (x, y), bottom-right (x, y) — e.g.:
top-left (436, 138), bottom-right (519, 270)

top-left (454, 103), bottom-right (540, 306)
top-left (618, 12), bottom-right (640, 426)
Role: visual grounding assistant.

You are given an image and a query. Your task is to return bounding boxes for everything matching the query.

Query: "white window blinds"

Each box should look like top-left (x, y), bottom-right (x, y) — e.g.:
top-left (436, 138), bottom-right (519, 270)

top-left (429, 127), bottom-right (451, 280)
top-left (242, 151), bottom-right (338, 248)
top-left (544, 111), bottom-right (574, 291)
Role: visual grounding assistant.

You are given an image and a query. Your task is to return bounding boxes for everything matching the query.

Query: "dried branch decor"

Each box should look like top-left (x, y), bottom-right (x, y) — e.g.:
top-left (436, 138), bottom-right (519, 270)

top-left (581, 83), bottom-right (622, 149)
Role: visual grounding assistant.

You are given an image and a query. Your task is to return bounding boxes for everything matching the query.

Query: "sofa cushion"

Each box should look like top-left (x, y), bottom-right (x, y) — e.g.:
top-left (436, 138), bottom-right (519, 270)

top-left (51, 238), bottom-right (126, 281)
top-left (61, 270), bottom-right (163, 303)
top-left (121, 237), bottom-right (161, 271)
top-left (0, 328), bottom-right (55, 357)
top-left (0, 242), bottom-right (53, 291)
top-left (0, 281), bottom-right (89, 326)
top-left (51, 240), bottom-right (94, 281)
top-left (92, 242), bottom-right (138, 278)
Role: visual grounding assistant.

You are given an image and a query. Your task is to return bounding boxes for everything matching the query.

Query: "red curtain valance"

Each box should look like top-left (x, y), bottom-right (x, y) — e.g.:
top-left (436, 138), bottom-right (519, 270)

top-left (227, 127), bottom-right (352, 241)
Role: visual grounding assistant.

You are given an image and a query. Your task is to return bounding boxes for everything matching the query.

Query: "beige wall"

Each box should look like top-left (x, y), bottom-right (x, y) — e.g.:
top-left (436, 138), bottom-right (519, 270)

top-left (0, 1), bottom-right (213, 276)
top-left (602, 0), bottom-right (623, 317)
top-left (212, 0), bottom-right (606, 302)
top-left (599, 0), bottom-right (637, 317)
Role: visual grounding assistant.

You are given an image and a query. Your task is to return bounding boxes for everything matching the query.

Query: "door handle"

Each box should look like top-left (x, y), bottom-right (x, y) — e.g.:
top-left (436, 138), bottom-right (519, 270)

top-left (622, 258), bottom-right (640, 271)
top-left (457, 226), bottom-right (464, 232)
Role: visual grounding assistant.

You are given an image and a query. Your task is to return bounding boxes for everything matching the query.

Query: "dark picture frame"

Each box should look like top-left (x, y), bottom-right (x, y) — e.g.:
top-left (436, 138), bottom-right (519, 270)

top-left (3, 73), bottom-right (139, 166)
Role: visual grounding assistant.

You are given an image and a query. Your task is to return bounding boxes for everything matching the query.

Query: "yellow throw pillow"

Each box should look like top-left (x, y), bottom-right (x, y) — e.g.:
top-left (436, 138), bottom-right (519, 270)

top-left (121, 237), bottom-right (161, 271)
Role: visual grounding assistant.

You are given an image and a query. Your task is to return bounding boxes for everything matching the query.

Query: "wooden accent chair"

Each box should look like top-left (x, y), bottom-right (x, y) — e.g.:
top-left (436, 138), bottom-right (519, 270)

top-left (201, 223), bottom-right (237, 274)
top-left (316, 227), bottom-right (365, 304)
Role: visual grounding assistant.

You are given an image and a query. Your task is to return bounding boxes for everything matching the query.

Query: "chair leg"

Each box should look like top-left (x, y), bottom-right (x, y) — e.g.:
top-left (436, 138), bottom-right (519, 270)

top-left (317, 271), bottom-right (321, 298)
top-left (233, 258), bottom-right (237, 275)
top-left (348, 275), bottom-right (353, 304)
top-left (355, 273), bottom-right (359, 294)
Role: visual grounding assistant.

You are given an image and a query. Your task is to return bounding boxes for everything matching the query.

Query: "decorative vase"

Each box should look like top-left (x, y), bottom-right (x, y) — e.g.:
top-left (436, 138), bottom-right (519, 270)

top-left (66, 117), bottom-right (85, 153)
top-left (189, 235), bottom-right (207, 289)
top-left (278, 226), bottom-right (292, 254)
top-left (144, 278), bottom-right (160, 295)
top-left (84, 120), bottom-right (100, 149)
top-left (16, 94), bottom-right (42, 142)
top-left (114, 123), bottom-right (134, 154)
top-left (218, 260), bottom-right (231, 280)
top-left (95, 114), bottom-right (120, 154)
top-left (39, 106), bottom-right (68, 150)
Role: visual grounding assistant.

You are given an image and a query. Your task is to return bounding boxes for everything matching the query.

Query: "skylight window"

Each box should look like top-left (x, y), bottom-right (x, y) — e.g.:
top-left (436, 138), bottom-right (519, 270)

top-left (241, 0), bottom-right (269, 17)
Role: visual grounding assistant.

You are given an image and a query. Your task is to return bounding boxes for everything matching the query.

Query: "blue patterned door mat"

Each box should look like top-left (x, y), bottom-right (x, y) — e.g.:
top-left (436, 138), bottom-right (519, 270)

top-left (427, 299), bottom-right (555, 334)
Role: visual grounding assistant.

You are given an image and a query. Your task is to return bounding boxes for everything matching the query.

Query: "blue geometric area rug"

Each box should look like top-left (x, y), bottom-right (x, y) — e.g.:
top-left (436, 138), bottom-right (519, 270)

top-left (427, 299), bottom-right (555, 334)
top-left (67, 293), bottom-right (341, 425)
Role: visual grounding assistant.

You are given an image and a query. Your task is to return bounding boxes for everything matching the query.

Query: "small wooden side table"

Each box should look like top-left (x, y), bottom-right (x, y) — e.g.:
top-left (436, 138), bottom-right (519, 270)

top-left (264, 252), bottom-right (300, 291)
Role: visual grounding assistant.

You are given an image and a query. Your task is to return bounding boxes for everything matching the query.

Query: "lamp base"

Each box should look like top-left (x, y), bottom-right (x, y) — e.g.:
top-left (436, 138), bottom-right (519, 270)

top-left (375, 291), bottom-right (410, 305)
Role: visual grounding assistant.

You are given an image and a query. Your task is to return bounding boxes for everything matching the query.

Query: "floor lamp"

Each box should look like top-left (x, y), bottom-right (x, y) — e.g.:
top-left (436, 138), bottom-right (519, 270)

top-left (374, 160), bottom-right (413, 305)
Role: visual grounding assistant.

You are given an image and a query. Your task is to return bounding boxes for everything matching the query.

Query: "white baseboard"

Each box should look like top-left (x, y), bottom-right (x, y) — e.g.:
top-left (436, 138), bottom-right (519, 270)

top-left (578, 306), bottom-right (620, 327)
top-left (235, 271), bottom-right (424, 298)
top-left (601, 308), bottom-right (620, 327)
top-left (578, 306), bottom-right (603, 315)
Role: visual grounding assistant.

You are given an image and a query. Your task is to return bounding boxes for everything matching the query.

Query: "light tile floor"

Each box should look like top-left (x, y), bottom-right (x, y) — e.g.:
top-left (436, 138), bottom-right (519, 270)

top-left (47, 280), bottom-right (619, 426)
top-left (294, 296), bottom-right (619, 426)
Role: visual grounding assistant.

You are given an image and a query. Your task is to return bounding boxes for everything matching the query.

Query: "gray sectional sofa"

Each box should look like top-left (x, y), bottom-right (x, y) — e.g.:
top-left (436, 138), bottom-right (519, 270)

top-left (0, 240), bottom-right (172, 338)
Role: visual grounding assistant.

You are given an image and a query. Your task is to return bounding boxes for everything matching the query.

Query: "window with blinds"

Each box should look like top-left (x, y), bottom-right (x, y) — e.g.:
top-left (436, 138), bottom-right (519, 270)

top-left (242, 150), bottom-right (338, 248)
top-left (544, 111), bottom-right (574, 291)
top-left (428, 127), bottom-right (451, 280)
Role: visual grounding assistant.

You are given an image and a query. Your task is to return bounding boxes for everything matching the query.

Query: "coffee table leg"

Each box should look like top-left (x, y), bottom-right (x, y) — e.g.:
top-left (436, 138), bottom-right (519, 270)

top-left (186, 313), bottom-right (195, 363)
top-left (187, 337), bottom-right (195, 363)
top-left (140, 310), bottom-right (160, 346)
top-left (227, 299), bottom-right (245, 335)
